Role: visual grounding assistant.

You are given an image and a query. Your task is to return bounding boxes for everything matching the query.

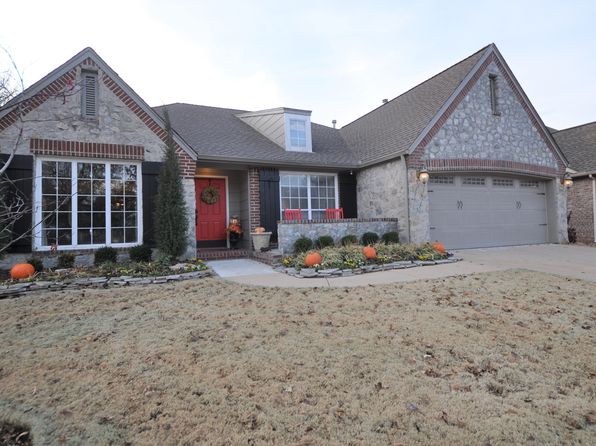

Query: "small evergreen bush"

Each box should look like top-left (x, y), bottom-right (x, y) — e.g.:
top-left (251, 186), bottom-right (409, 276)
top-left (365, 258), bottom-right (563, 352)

top-left (315, 235), bottom-right (334, 249)
top-left (381, 231), bottom-right (400, 244)
top-left (129, 244), bottom-right (152, 262)
top-left (361, 232), bottom-right (379, 245)
top-left (26, 256), bottom-right (44, 272)
top-left (57, 252), bottom-right (76, 269)
top-left (293, 236), bottom-right (313, 253)
top-left (94, 247), bottom-right (118, 265)
top-left (341, 234), bottom-right (358, 246)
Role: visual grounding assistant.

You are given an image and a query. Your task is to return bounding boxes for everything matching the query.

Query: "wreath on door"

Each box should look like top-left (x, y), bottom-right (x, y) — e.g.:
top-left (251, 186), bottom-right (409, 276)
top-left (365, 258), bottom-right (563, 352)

top-left (201, 185), bottom-right (220, 205)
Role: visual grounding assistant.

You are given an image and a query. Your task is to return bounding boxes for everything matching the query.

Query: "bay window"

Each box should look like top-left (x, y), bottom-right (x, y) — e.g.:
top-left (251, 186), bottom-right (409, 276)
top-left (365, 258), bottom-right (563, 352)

top-left (35, 158), bottom-right (142, 250)
top-left (280, 173), bottom-right (338, 220)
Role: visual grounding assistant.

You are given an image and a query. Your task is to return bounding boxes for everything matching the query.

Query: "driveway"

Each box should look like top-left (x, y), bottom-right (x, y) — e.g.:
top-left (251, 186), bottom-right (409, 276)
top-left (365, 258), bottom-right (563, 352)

top-left (224, 244), bottom-right (596, 287)
top-left (454, 243), bottom-right (596, 282)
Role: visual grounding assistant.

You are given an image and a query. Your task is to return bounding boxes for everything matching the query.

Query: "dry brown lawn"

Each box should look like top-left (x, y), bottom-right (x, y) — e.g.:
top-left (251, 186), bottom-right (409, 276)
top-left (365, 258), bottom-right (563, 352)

top-left (0, 270), bottom-right (594, 445)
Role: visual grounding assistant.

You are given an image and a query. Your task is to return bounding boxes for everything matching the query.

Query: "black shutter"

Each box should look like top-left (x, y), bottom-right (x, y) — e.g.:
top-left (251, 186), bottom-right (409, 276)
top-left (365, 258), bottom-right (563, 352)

top-left (0, 154), bottom-right (34, 253)
top-left (141, 161), bottom-right (162, 247)
top-left (259, 168), bottom-right (280, 241)
top-left (339, 171), bottom-right (357, 218)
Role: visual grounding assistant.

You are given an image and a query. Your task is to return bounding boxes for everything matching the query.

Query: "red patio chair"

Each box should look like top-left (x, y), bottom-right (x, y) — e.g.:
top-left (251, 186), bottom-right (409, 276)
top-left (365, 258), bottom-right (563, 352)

top-left (325, 208), bottom-right (344, 219)
top-left (284, 209), bottom-right (303, 221)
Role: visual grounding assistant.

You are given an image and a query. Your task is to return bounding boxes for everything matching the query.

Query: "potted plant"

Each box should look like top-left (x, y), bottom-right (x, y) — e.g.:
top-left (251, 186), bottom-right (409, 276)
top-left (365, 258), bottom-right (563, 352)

top-left (226, 216), bottom-right (243, 249)
top-left (251, 226), bottom-right (272, 252)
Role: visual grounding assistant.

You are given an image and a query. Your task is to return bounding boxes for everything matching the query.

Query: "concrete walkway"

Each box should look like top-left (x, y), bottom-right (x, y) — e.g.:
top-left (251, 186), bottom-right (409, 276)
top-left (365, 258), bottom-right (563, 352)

top-left (209, 244), bottom-right (596, 288)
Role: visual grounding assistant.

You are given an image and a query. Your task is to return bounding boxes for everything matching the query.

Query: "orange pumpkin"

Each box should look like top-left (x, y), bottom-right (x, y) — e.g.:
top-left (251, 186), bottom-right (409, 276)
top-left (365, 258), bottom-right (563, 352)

top-left (432, 241), bottom-right (446, 255)
top-left (10, 263), bottom-right (35, 280)
top-left (304, 251), bottom-right (322, 267)
top-left (254, 227), bottom-right (266, 233)
top-left (362, 246), bottom-right (377, 259)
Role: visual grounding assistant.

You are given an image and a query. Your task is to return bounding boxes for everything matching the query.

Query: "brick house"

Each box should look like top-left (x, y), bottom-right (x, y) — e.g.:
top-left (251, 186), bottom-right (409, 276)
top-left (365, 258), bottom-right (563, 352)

top-left (0, 43), bottom-right (570, 263)
top-left (552, 122), bottom-right (596, 244)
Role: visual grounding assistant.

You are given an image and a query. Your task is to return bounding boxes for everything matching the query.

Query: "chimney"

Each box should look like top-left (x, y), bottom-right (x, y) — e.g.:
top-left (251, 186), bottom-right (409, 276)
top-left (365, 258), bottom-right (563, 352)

top-left (332, 119), bottom-right (337, 129)
top-left (382, 99), bottom-right (388, 105)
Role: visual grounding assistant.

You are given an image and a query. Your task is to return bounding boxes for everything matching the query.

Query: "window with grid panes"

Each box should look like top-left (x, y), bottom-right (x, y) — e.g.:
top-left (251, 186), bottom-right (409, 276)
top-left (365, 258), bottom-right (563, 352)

top-left (280, 173), bottom-right (337, 220)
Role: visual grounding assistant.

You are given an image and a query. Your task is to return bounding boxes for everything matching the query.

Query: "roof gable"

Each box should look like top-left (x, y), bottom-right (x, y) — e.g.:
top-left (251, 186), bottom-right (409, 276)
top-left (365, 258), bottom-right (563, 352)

top-left (0, 48), bottom-right (197, 164)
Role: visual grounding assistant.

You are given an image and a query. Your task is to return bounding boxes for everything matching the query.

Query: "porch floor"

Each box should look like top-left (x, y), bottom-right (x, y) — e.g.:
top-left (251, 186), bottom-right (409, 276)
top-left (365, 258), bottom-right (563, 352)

top-left (196, 246), bottom-right (283, 265)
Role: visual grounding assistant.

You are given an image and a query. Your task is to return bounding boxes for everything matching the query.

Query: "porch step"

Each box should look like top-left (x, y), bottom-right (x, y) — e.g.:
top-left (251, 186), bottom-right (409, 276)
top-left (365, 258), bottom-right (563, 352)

top-left (197, 249), bottom-right (250, 260)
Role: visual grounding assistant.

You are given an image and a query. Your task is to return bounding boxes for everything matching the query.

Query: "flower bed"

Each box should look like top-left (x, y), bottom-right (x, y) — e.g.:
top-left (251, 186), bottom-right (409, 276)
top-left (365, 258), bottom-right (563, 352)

top-left (280, 242), bottom-right (460, 278)
top-left (0, 258), bottom-right (210, 298)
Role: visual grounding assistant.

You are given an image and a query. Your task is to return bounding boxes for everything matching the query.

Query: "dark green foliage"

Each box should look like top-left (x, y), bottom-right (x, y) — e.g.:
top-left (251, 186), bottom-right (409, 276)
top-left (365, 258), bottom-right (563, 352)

top-left (57, 253), bottom-right (75, 269)
top-left (26, 256), bottom-right (44, 272)
top-left (381, 231), bottom-right (400, 244)
top-left (94, 247), bottom-right (117, 265)
top-left (341, 234), bottom-right (358, 246)
top-left (293, 236), bottom-right (313, 253)
top-left (129, 244), bottom-right (152, 262)
top-left (315, 235), bottom-right (334, 249)
top-left (154, 109), bottom-right (188, 258)
top-left (361, 232), bottom-right (379, 245)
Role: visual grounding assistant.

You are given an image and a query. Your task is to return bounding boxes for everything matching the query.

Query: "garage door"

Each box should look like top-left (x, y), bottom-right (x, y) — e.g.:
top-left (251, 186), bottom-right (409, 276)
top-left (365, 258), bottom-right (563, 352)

top-left (428, 175), bottom-right (548, 249)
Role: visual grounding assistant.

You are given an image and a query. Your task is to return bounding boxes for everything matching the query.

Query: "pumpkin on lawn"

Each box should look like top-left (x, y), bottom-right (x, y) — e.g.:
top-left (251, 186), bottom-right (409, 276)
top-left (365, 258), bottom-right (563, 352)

top-left (432, 241), bottom-right (446, 255)
top-left (362, 246), bottom-right (377, 259)
top-left (10, 263), bottom-right (35, 280)
top-left (304, 251), bottom-right (322, 267)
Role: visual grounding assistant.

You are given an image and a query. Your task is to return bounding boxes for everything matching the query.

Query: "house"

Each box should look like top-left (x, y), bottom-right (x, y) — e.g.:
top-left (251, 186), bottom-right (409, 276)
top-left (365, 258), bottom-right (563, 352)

top-left (0, 43), bottom-right (570, 264)
top-left (552, 122), bottom-right (596, 243)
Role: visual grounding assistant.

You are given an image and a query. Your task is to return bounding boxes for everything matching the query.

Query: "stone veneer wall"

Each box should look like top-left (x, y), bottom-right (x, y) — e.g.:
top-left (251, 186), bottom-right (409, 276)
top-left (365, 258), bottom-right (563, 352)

top-left (406, 168), bottom-right (430, 244)
top-left (182, 178), bottom-right (197, 258)
top-left (277, 218), bottom-right (398, 254)
top-left (545, 179), bottom-right (569, 244)
top-left (420, 60), bottom-right (559, 172)
top-left (356, 158), bottom-right (410, 241)
top-left (567, 177), bottom-right (594, 243)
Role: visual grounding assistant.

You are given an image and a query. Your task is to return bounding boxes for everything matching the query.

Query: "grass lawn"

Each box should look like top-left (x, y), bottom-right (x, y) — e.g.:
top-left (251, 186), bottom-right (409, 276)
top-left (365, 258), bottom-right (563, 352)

top-left (0, 270), bottom-right (594, 445)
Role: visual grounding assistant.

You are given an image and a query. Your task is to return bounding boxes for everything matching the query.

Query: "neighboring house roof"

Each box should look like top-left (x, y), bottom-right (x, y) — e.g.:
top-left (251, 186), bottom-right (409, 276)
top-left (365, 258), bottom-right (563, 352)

top-left (338, 46), bottom-right (488, 165)
top-left (153, 103), bottom-right (359, 169)
top-left (552, 121), bottom-right (596, 174)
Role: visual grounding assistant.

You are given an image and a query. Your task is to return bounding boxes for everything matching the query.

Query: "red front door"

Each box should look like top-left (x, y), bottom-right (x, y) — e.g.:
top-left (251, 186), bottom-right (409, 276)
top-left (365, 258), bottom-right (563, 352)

top-left (196, 178), bottom-right (227, 241)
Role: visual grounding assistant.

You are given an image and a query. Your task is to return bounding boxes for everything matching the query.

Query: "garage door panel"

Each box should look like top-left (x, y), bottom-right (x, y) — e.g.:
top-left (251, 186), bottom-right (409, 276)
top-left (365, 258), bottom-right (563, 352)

top-left (428, 175), bottom-right (548, 249)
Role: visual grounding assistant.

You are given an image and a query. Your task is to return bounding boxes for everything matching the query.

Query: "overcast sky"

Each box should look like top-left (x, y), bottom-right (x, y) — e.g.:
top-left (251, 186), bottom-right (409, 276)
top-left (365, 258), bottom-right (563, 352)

top-left (1, 0), bottom-right (595, 130)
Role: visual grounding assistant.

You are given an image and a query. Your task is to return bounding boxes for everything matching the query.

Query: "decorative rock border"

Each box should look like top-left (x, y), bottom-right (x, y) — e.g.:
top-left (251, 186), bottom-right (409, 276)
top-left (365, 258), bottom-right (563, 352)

top-left (0, 269), bottom-right (212, 298)
top-left (276, 258), bottom-right (462, 278)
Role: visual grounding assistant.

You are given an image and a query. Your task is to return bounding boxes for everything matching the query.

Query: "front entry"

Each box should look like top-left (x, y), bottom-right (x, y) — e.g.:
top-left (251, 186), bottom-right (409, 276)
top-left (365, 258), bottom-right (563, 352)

top-left (195, 178), bottom-right (227, 245)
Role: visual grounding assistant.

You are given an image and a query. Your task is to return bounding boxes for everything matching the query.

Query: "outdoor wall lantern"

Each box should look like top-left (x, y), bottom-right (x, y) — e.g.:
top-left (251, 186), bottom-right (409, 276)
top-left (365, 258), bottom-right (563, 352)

top-left (563, 173), bottom-right (573, 188)
top-left (418, 167), bottom-right (430, 184)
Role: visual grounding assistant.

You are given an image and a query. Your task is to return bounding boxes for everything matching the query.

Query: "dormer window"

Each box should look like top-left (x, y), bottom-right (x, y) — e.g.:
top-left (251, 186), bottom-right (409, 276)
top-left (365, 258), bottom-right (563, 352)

top-left (289, 119), bottom-right (307, 148)
top-left (81, 70), bottom-right (98, 119)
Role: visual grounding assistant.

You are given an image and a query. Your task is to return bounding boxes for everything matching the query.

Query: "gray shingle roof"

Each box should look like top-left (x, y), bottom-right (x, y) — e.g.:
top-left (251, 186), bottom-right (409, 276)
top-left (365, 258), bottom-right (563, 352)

top-left (339, 46), bottom-right (488, 165)
top-left (154, 46), bottom-right (490, 169)
top-left (153, 103), bottom-right (358, 169)
top-left (552, 122), bottom-right (596, 173)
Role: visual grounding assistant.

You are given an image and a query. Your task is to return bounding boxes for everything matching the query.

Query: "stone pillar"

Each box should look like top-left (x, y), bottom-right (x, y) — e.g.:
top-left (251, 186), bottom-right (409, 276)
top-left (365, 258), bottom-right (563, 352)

top-left (407, 168), bottom-right (430, 243)
top-left (546, 178), bottom-right (569, 244)
top-left (182, 178), bottom-right (197, 258)
top-left (248, 168), bottom-right (260, 232)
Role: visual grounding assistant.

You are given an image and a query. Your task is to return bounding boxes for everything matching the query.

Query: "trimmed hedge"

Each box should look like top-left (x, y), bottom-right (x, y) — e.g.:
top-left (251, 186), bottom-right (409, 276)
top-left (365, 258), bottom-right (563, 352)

top-left (94, 247), bottom-right (118, 265)
top-left (361, 232), bottom-right (379, 245)
top-left (293, 236), bottom-right (314, 253)
top-left (315, 235), bottom-right (335, 249)
top-left (341, 234), bottom-right (358, 246)
top-left (129, 244), bottom-right (152, 262)
top-left (381, 231), bottom-right (400, 244)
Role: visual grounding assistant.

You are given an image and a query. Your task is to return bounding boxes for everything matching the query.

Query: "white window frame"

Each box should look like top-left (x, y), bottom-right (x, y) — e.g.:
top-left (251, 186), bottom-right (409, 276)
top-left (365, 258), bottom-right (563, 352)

top-left (284, 113), bottom-right (312, 152)
top-left (279, 171), bottom-right (339, 220)
top-left (33, 157), bottom-right (143, 251)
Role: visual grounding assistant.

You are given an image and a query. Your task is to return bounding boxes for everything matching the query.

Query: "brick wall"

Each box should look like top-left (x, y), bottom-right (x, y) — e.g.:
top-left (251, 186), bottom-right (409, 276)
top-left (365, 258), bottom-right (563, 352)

top-left (30, 138), bottom-right (144, 160)
top-left (568, 177), bottom-right (595, 243)
top-left (248, 168), bottom-right (260, 232)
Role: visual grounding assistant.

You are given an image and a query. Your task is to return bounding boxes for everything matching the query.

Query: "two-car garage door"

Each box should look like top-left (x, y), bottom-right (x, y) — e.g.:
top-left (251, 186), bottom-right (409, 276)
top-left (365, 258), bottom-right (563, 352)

top-left (428, 175), bottom-right (548, 249)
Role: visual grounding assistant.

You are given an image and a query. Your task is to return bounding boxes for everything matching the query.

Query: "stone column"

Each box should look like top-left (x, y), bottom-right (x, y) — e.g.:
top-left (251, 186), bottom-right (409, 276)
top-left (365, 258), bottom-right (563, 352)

top-left (182, 178), bottom-right (197, 258)
top-left (407, 168), bottom-right (430, 243)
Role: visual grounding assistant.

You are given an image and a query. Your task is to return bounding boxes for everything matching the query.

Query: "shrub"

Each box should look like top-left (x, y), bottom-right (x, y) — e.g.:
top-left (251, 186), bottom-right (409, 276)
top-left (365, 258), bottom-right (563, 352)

top-left (94, 247), bottom-right (118, 265)
top-left (315, 235), bottom-right (334, 249)
top-left (381, 231), bottom-right (400, 244)
top-left (57, 252), bottom-right (76, 269)
top-left (26, 256), bottom-right (44, 272)
top-left (154, 110), bottom-right (188, 258)
top-left (361, 232), bottom-right (379, 245)
top-left (341, 234), bottom-right (358, 246)
top-left (129, 244), bottom-right (152, 262)
top-left (294, 236), bottom-right (313, 253)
